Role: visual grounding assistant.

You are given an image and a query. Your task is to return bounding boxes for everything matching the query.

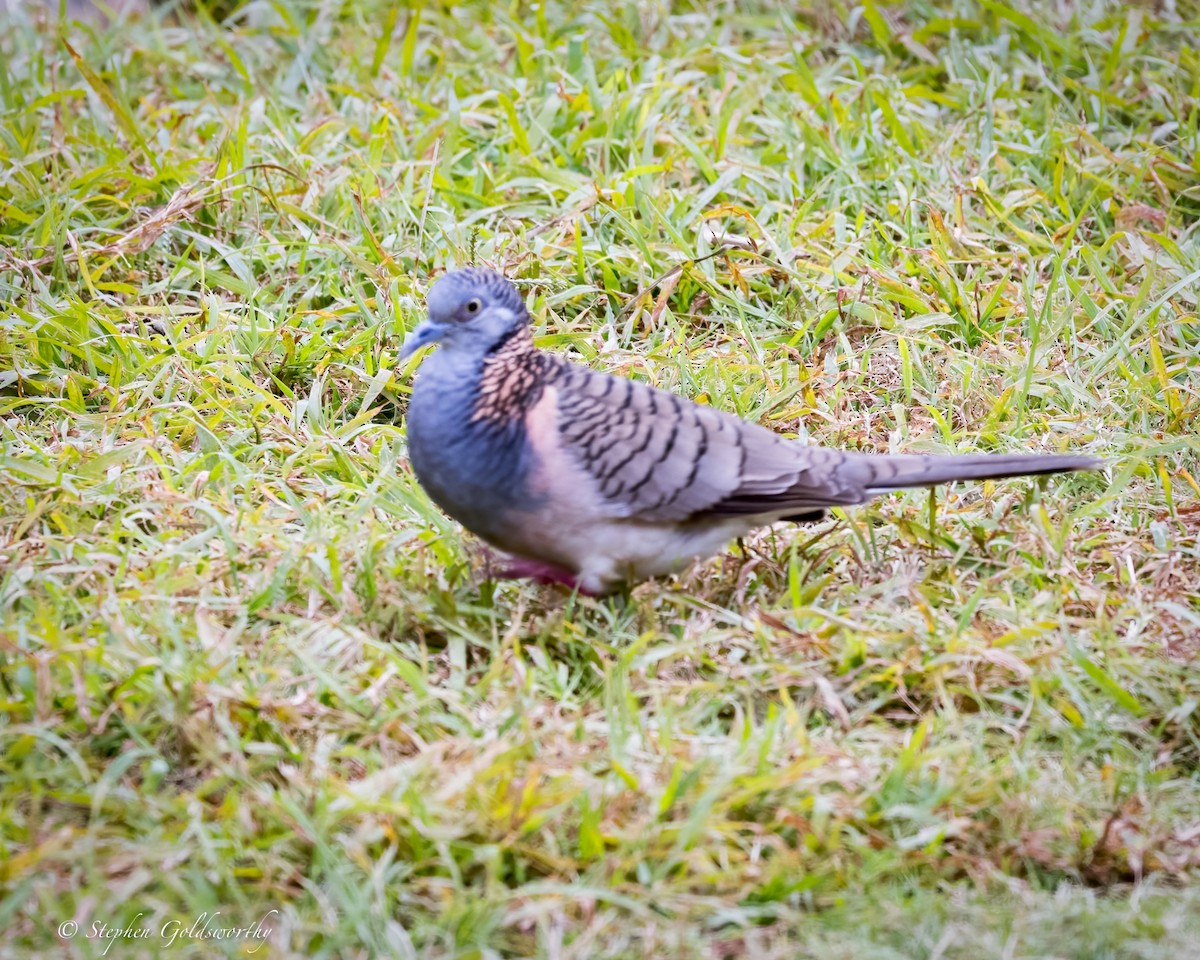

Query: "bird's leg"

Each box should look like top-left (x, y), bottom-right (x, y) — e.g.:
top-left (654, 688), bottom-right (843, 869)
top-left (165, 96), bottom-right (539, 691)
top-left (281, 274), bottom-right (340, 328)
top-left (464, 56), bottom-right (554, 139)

top-left (486, 553), bottom-right (601, 596)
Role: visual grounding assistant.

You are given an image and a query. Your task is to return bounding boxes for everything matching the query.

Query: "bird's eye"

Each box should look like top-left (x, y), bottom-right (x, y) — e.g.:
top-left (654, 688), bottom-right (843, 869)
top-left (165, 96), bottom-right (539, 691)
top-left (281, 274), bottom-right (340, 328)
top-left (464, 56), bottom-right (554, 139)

top-left (466, 298), bottom-right (482, 314)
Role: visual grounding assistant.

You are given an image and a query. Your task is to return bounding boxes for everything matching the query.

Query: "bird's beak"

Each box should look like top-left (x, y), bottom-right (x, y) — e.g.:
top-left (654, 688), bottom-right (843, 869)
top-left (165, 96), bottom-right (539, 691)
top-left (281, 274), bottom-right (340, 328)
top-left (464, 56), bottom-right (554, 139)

top-left (399, 319), bottom-right (447, 361)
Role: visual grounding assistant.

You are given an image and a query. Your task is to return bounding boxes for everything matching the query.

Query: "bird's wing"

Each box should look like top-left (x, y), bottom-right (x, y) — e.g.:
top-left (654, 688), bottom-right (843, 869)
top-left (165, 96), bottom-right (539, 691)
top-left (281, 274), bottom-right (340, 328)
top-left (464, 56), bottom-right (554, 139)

top-left (545, 362), bottom-right (861, 523)
top-left (545, 361), bottom-right (1097, 524)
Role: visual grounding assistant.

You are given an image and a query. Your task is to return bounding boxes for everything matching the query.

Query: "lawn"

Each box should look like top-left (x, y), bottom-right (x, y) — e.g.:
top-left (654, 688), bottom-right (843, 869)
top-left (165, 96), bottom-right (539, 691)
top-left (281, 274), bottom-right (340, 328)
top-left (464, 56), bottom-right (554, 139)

top-left (1, 0), bottom-right (1199, 956)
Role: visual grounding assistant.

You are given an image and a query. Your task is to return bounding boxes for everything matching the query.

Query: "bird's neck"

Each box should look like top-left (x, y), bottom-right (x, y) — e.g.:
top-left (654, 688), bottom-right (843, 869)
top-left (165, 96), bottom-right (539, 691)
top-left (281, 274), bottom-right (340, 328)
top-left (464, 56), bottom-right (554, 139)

top-left (470, 331), bottom-right (551, 425)
top-left (412, 330), bottom-right (551, 425)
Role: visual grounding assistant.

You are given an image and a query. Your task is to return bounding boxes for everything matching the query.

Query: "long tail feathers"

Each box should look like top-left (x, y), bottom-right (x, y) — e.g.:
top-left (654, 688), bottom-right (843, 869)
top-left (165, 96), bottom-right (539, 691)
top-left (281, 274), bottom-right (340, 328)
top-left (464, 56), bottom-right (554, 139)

top-left (857, 452), bottom-right (1101, 495)
top-left (708, 450), bottom-right (1101, 521)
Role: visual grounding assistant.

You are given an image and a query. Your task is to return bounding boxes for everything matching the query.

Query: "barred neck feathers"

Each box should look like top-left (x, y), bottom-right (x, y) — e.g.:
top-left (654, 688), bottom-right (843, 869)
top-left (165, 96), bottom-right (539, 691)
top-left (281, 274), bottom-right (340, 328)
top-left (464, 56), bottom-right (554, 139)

top-left (471, 331), bottom-right (555, 425)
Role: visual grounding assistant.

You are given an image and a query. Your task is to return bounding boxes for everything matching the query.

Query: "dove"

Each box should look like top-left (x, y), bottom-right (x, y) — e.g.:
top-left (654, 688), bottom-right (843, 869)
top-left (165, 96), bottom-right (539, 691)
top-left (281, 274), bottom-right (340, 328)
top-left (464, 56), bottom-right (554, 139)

top-left (400, 267), bottom-right (1098, 595)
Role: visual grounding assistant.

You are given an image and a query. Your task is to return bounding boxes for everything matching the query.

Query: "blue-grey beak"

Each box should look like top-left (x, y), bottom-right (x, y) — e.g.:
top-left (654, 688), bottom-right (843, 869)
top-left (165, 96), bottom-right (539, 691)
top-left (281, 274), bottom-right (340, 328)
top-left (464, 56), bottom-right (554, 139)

top-left (399, 319), bottom-right (447, 361)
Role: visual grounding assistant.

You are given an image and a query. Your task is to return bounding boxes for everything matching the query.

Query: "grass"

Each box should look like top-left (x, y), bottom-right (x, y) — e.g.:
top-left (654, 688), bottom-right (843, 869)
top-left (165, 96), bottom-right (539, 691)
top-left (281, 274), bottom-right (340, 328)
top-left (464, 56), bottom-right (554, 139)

top-left (1, 0), bottom-right (1199, 956)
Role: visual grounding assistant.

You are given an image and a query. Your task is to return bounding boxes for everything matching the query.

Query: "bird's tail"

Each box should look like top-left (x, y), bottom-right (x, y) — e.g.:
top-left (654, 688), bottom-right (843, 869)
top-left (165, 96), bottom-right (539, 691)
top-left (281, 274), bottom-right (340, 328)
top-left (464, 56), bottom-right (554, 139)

top-left (712, 447), bottom-right (1101, 521)
top-left (856, 452), bottom-right (1101, 496)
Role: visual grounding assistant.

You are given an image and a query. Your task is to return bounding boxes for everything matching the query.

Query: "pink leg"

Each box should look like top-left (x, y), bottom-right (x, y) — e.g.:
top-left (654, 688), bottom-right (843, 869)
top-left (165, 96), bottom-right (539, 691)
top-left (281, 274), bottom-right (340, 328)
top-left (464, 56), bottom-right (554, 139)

top-left (487, 555), bottom-right (602, 596)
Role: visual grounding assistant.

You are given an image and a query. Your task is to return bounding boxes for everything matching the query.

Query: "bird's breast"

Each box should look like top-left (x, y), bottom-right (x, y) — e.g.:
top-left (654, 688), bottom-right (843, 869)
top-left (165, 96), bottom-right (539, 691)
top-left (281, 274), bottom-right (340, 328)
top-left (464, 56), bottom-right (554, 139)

top-left (407, 365), bottom-right (541, 546)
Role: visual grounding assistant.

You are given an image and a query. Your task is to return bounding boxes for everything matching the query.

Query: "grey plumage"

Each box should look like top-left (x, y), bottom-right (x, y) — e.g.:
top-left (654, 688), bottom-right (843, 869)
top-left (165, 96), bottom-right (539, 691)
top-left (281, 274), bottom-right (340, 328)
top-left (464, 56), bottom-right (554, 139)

top-left (401, 267), bottom-right (1099, 594)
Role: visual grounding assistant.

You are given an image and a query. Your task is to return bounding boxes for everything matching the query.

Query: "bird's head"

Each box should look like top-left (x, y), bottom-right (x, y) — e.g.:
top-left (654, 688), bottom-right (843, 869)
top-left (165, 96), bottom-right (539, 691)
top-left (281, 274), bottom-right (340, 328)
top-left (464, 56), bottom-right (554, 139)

top-left (400, 268), bottom-right (530, 361)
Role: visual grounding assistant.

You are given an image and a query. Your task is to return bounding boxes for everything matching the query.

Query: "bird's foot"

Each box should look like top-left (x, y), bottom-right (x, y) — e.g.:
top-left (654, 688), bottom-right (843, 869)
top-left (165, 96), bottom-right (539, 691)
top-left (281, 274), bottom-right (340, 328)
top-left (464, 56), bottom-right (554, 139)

top-left (484, 554), bottom-right (602, 596)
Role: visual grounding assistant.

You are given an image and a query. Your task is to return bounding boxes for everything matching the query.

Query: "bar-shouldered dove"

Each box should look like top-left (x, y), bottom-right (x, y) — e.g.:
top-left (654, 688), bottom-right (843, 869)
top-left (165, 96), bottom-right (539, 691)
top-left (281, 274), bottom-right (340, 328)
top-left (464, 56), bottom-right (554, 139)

top-left (400, 267), bottom-right (1099, 595)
